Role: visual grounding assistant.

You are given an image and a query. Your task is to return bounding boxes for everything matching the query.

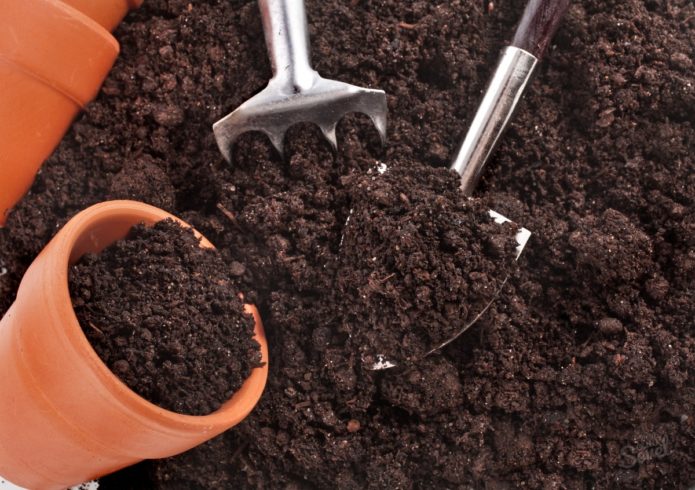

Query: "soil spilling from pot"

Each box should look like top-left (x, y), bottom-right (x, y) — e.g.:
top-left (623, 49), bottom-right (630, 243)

top-left (0, 0), bottom-right (693, 488)
top-left (70, 219), bottom-right (262, 416)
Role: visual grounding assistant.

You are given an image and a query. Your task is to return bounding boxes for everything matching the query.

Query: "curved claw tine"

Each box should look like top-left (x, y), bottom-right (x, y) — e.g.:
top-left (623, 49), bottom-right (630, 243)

top-left (213, 115), bottom-right (246, 163)
top-left (264, 130), bottom-right (286, 158)
top-left (369, 109), bottom-right (388, 145)
top-left (213, 128), bottom-right (235, 164)
top-left (358, 89), bottom-right (388, 145)
top-left (320, 123), bottom-right (338, 152)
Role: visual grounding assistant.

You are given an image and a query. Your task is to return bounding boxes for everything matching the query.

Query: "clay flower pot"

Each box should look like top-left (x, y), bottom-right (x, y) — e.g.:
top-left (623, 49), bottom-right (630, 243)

top-left (62, 0), bottom-right (144, 31)
top-left (0, 201), bottom-right (269, 490)
top-left (0, 0), bottom-right (141, 225)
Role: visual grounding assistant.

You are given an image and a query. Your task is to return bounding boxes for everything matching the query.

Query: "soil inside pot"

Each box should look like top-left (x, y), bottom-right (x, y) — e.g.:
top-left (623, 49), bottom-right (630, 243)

top-left (1, 0), bottom-right (693, 488)
top-left (69, 219), bottom-right (262, 416)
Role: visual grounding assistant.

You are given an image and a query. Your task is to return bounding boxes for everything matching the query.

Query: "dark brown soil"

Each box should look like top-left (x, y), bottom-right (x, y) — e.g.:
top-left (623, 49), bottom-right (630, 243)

top-left (0, 0), bottom-right (693, 488)
top-left (69, 219), bottom-right (261, 416)
top-left (338, 165), bottom-right (520, 367)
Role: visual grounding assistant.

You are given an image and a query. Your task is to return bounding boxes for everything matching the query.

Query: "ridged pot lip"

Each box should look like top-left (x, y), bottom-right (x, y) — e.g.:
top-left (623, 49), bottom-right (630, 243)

top-left (40, 200), bottom-right (268, 433)
top-left (0, 0), bottom-right (119, 107)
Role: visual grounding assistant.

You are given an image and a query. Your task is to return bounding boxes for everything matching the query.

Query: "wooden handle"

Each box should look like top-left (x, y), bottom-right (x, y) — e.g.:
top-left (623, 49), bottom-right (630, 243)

top-left (511, 0), bottom-right (570, 59)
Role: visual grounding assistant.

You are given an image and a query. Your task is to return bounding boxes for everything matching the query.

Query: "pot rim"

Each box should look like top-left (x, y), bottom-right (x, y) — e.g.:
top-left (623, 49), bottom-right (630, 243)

top-left (0, 0), bottom-right (119, 106)
top-left (46, 200), bottom-right (269, 432)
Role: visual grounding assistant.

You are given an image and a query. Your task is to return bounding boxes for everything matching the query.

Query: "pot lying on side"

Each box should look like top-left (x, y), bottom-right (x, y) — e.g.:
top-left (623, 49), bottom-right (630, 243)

top-left (0, 201), bottom-right (269, 490)
top-left (0, 0), bottom-right (141, 225)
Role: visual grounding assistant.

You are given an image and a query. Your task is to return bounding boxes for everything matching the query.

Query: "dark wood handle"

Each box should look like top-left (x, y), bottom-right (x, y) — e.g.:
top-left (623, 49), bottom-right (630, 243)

top-left (511, 0), bottom-right (570, 59)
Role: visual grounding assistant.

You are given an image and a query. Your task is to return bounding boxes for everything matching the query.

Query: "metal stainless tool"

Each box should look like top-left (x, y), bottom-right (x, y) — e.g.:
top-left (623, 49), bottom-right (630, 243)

top-left (451, 0), bottom-right (571, 193)
top-left (213, 0), bottom-right (387, 161)
top-left (368, 0), bottom-right (570, 371)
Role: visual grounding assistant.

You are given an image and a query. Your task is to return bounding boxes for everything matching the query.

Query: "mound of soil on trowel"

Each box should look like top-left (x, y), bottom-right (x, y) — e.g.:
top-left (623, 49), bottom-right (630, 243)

top-left (1, 0), bottom-right (693, 488)
top-left (338, 164), bottom-right (519, 367)
top-left (70, 219), bottom-right (261, 416)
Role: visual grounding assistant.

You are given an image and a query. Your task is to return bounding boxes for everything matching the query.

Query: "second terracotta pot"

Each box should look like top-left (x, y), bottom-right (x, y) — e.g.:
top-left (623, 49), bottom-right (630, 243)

top-left (0, 201), bottom-right (269, 489)
top-left (0, 0), bottom-right (141, 225)
top-left (62, 0), bottom-right (144, 31)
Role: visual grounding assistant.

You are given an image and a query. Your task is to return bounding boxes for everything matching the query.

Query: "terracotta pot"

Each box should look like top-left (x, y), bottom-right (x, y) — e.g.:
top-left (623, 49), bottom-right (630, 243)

top-left (0, 0), bottom-right (140, 225)
top-left (62, 0), bottom-right (144, 31)
top-left (0, 201), bottom-right (269, 490)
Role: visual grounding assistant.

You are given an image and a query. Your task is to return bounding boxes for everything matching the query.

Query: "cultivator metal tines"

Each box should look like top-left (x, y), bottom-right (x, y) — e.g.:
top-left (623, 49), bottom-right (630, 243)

top-left (214, 0), bottom-right (387, 160)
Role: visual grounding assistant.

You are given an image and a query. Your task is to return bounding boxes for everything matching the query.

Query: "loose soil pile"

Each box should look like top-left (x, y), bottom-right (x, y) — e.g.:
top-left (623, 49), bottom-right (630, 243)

top-left (338, 165), bottom-right (520, 367)
top-left (70, 219), bottom-right (261, 416)
top-left (0, 0), bottom-right (693, 488)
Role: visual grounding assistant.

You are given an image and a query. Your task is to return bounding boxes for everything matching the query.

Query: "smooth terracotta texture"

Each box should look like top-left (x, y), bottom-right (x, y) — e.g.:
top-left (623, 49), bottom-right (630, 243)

top-left (0, 201), bottom-right (269, 490)
top-left (0, 0), bottom-right (140, 225)
top-left (62, 0), bottom-right (144, 31)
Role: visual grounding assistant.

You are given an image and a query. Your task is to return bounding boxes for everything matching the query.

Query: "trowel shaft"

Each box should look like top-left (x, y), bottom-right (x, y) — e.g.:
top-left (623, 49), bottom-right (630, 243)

top-left (451, 0), bottom-right (571, 195)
